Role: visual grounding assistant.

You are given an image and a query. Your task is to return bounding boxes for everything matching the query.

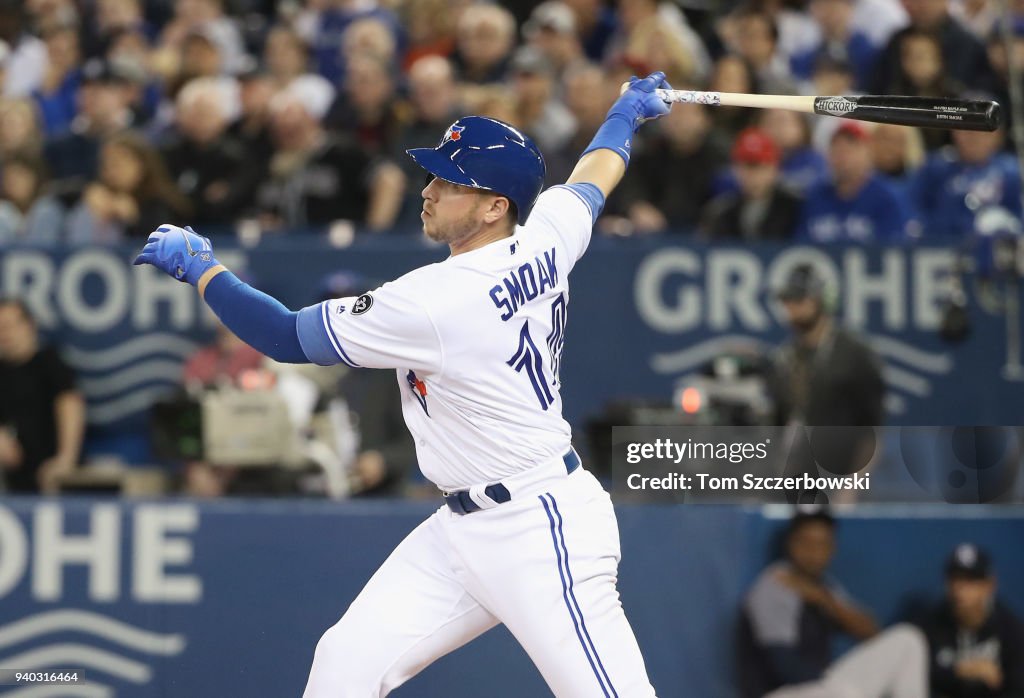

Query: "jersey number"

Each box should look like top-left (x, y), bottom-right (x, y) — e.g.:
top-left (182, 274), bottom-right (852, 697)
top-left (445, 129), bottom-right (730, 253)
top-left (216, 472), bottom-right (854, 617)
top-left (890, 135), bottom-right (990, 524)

top-left (507, 295), bottom-right (567, 410)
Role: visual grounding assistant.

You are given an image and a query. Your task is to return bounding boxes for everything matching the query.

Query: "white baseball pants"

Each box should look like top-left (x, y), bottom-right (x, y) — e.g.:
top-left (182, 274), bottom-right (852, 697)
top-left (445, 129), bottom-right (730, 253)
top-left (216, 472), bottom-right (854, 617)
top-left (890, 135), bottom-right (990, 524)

top-left (303, 467), bottom-right (656, 697)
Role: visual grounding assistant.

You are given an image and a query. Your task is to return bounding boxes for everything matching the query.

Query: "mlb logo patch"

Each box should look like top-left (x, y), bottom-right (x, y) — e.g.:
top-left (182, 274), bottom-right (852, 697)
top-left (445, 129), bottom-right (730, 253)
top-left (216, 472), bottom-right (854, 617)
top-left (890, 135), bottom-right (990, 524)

top-left (442, 124), bottom-right (465, 145)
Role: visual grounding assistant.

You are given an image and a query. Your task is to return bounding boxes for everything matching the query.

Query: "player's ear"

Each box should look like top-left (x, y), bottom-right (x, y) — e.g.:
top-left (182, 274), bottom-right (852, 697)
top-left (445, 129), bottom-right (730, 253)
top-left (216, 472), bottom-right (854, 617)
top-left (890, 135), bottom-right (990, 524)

top-left (483, 195), bottom-right (511, 225)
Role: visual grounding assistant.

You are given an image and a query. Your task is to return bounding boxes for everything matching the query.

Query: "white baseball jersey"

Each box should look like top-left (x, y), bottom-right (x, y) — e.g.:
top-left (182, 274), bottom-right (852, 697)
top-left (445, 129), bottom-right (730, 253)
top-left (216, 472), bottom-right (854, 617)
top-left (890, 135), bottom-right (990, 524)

top-left (298, 185), bottom-right (595, 491)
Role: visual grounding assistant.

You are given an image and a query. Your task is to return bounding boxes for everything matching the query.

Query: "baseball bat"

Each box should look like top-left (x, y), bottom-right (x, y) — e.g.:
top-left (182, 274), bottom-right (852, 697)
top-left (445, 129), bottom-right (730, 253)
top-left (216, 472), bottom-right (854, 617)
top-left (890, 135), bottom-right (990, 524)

top-left (652, 90), bottom-right (1001, 131)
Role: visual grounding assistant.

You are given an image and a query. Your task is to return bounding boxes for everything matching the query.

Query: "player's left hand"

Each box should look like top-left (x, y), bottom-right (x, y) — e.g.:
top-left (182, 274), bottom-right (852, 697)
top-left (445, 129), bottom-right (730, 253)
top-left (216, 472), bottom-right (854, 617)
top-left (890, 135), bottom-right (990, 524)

top-left (132, 224), bottom-right (220, 285)
top-left (610, 71), bottom-right (673, 129)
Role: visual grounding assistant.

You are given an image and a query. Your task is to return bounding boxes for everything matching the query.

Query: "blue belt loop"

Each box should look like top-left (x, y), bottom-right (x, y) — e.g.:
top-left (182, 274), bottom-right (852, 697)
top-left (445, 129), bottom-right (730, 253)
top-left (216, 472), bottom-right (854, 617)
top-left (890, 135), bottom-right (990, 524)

top-left (444, 448), bottom-right (580, 515)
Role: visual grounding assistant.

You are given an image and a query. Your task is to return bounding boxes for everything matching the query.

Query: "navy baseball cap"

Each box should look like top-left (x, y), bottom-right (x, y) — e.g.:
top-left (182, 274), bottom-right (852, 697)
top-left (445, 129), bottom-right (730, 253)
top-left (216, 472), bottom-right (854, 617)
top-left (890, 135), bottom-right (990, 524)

top-left (946, 543), bottom-right (993, 580)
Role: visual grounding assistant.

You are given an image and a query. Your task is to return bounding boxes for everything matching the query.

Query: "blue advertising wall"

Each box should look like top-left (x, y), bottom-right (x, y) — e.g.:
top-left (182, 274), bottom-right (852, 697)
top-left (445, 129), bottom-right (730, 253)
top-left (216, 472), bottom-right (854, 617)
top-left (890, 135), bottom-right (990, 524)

top-left (0, 500), bottom-right (1020, 697)
top-left (0, 238), bottom-right (1021, 464)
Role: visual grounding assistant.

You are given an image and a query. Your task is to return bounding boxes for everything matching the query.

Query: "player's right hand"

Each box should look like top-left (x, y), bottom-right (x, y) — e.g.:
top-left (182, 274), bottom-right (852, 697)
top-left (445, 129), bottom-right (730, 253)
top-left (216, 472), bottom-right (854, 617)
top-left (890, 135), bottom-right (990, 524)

top-left (132, 224), bottom-right (220, 286)
top-left (608, 71), bottom-right (672, 129)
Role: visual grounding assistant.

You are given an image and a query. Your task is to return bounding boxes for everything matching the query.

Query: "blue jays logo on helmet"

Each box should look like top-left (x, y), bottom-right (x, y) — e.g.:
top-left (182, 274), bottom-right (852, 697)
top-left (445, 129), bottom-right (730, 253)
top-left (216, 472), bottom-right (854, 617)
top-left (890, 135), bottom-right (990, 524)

top-left (406, 116), bottom-right (546, 225)
top-left (441, 124), bottom-right (465, 145)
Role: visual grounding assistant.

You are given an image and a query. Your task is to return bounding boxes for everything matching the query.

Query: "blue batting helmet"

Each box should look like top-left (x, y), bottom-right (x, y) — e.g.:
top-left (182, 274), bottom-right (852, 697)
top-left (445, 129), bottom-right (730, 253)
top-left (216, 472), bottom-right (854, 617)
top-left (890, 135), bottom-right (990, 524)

top-left (406, 116), bottom-right (546, 225)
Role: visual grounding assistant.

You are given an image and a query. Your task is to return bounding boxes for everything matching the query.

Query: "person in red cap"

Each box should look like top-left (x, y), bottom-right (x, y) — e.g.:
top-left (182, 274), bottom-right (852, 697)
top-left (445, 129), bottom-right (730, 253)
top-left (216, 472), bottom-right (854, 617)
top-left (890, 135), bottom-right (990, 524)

top-left (700, 127), bottom-right (803, 240)
top-left (796, 122), bottom-right (918, 242)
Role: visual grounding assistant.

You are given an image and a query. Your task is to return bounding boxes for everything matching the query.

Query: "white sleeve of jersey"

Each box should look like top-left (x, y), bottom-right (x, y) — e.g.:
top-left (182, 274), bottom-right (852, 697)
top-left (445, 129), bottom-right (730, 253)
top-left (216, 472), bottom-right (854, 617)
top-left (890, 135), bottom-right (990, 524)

top-left (521, 185), bottom-right (595, 267)
top-left (303, 278), bottom-right (444, 373)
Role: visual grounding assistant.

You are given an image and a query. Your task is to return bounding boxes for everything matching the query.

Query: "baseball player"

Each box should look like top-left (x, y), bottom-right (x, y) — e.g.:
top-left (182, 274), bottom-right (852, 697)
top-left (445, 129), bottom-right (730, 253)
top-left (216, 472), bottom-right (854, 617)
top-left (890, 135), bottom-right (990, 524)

top-left (134, 71), bottom-right (673, 697)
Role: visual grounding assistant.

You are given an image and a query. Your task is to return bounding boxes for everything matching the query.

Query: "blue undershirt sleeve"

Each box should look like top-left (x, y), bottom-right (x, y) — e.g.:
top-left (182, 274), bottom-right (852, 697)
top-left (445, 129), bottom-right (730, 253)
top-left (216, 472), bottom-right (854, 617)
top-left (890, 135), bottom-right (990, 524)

top-left (202, 271), bottom-right (310, 364)
top-left (560, 183), bottom-right (605, 225)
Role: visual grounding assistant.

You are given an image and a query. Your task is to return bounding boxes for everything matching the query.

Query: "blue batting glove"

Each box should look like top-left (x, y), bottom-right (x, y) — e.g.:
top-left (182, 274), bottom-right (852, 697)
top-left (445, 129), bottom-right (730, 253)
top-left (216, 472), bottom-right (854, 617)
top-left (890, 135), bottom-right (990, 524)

top-left (132, 224), bottom-right (220, 285)
top-left (607, 71), bottom-right (673, 130)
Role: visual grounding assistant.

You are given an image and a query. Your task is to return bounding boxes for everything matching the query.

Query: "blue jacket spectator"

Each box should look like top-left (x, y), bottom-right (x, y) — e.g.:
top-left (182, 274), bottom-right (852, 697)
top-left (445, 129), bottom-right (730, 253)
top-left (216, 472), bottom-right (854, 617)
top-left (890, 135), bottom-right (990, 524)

top-left (910, 129), bottom-right (1022, 238)
top-left (31, 24), bottom-right (82, 137)
top-left (789, 0), bottom-right (877, 90)
top-left (797, 123), bottom-right (917, 242)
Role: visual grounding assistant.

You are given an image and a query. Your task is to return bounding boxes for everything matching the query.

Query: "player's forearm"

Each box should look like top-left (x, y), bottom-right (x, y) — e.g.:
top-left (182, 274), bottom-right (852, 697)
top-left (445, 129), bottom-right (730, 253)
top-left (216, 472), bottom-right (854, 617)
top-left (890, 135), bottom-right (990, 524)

top-left (566, 150), bottom-right (626, 199)
top-left (198, 268), bottom-right (311, 364)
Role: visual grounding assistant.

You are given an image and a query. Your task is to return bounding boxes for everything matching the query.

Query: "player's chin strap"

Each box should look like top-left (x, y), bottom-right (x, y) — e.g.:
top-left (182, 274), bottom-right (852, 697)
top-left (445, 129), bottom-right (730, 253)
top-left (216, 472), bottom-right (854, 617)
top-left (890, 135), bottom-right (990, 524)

top-left (443, 449), bottom-right (581, 515)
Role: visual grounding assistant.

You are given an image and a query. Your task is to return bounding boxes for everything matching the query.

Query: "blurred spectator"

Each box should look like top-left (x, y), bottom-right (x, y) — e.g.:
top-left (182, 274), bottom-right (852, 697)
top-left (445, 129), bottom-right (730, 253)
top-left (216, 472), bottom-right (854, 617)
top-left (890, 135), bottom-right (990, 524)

top-left (767, 263), bottom-right (885, 427)
top-left (32, 22), bottom-right (82, 136)
top-left (563, 0), bottom-right (618, 61)
top-left (916, 543), bottom-right (1024, 697)
top-left (183, 320), bottom-right (265, 391)
top-left (0, 298), bottom-right (85, 494)
top-left (255, 86), bottom-right (404, 231)
top-left (0, 0), bottom-right (47, 98)
top-left (0, 98), bottom-right (44, 161)
top-left (887, 29), bottom-right (961, 150)
top-left (950, 0), bottom-right (998, 39)
top-left (463, 85), bottom-right (520, 124)
top-left (392, 56), bottom-right (463, 230)
top-left (757, 109), bottom-right (828, 195)
top-left (178, 319), bottom-right (281, 497)
top-left (851, 0), bottom-right (909, 48)
top-left (700, 128), bottom-right (802, 240)
top-left (265, 26), bottom-right (315, 91)
top-left (524, 2), bottom-right (586, 86)
top-left (718, 0), bottom-right (820, 64)
top-left (612, 0), bottom-right (708, 85)
top-left (227, 69), bottom-right (275, 167)
top-left (808, 54), bottom-right (855, 98)
top-left (909, 124), bottom-right (1022, 237)
top-left (66, 131), bottom-right (192, 242)
top-left (509, 46), bottom-right (576, 153)
top-left (871, 0), bottom-right (992, 93)
top-left (739, 510), bottom-right (928, 698)
top-left (871, 123), bottom-right (925, 196)
top-left (985, 21), bottom-right (1024, 149)
top-left (0, 153), bottom-right (64, 243)
top-left (452, 4), bottom-right (516, 84)
top-left (789, 0), bottom-right (877, 90)
top-left (797, 122), bottom-right (917, 241)
top-left (708, 54), bottom-right (760, 138)
top-left (162, 77), bottom-right (254, 227)
top-left (24, 0), bottom-right (80, 33)
top-left (156, 0), bottom-right (246, 75)
top-left (341, 15), bottom-right (399, 68)
top-left (84, 0), bottom-right (152, 59)
top-left (606, 103), bottom-right (729, 234)
top-left (400, 0), bottom-right (460, 70)
top-left (298, 0), bottom-right (400, 85)
top-left (172, 26), bottom-right (228, 91)
top-left (325, 54), bottom-right (401, 156)
top-left (545, 61), bottom-right (616, 184)
top-left (45, 59), bottom-right (136, 203)
top-left (727, 6), bottom-right (799, 94)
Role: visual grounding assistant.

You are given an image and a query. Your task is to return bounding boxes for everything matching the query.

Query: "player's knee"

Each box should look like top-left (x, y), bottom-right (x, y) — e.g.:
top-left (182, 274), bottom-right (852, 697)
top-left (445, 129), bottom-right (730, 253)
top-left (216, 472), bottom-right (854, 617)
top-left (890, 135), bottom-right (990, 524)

top-left (309, 622), bottom-right (387, 697)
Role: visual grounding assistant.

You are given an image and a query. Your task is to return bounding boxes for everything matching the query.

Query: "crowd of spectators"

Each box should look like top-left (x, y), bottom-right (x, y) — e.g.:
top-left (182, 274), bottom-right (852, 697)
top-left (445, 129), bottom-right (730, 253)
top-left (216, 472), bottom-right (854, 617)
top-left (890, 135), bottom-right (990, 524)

top-left (0, 0), bottom-right (1018, 242)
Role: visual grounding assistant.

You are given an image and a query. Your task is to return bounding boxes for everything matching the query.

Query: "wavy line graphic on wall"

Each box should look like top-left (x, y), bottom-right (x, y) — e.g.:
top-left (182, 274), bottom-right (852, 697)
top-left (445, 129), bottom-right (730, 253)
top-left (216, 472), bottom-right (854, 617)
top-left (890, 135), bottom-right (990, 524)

top-left (650, 334), bottom-right (954, 417)
top-left (62, 334), bottom-right (201, 426)
top-left (0, 610), bottom-right (186, 697)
